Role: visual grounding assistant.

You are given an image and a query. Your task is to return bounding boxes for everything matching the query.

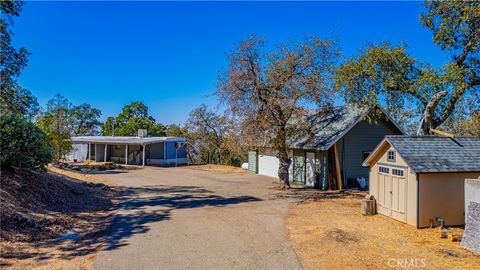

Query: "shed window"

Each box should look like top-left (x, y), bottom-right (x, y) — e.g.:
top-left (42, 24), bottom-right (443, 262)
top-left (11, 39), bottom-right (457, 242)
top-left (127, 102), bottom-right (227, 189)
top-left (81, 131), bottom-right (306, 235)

top-left (387, 150), bottom-right (396, 162)
top-left (392, 168), bottom-right (405, 177)
top-left (378, 166), bottom-right (390, 174)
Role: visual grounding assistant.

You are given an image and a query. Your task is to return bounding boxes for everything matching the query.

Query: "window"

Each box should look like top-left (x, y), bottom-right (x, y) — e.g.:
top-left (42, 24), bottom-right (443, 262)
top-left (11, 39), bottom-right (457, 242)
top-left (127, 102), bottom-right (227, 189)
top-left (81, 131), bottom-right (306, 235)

top-left (387, 150), bottom-right (396, 162)
top-left (378, 166), bottom-right (390, 174)
top-left (392, 168), bottom-right (405, 177)
top-left (362, 151), bottom-right (371, 162)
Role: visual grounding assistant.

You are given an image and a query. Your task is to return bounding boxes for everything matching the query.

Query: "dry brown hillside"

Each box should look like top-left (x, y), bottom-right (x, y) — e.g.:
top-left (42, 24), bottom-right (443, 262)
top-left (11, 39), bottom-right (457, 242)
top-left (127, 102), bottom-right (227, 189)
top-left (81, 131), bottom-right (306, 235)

top-left (0, 167), bottom-right (119, 269)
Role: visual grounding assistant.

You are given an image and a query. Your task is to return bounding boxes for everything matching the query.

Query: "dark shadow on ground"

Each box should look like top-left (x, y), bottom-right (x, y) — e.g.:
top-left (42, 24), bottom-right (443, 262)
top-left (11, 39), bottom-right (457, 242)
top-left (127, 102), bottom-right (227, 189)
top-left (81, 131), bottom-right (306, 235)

top-left (1, 184), bottom-right (261, 264)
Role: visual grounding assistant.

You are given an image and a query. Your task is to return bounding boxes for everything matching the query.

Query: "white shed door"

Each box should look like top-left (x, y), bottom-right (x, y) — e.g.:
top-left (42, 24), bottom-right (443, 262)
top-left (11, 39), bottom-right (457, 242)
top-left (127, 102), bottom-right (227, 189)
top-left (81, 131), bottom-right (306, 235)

top-left (258, 154), bottom-right (279, 178)
top-left (377, 165), bottom-right (407, 222)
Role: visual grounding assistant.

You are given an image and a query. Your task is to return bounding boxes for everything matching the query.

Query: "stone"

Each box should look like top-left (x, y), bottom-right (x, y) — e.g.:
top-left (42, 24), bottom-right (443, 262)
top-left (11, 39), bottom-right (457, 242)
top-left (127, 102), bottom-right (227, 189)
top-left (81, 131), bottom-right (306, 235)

top-left (461, 202), bottom-right (480, 254)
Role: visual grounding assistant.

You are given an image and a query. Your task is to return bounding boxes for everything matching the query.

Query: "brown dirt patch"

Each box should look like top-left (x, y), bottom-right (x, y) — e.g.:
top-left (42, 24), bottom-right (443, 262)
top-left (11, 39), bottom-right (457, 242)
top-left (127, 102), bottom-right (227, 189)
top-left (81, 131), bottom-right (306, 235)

top-left (286, 197), bottom-right (480, 270)
top-left (0, 167), bottom-right (120, 269)
top-left (48, 164), bottom-right (117, 186)
top-left (188, 164), bottom-right (249, 174)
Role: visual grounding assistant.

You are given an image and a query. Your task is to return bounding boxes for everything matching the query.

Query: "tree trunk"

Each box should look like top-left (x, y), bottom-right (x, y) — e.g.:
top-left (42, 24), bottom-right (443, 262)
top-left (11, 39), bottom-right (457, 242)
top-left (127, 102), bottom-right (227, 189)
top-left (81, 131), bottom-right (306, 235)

top-left (417, 91), bottom-right (448, 135)
top-left (277, 150), bottom-right (291, 189)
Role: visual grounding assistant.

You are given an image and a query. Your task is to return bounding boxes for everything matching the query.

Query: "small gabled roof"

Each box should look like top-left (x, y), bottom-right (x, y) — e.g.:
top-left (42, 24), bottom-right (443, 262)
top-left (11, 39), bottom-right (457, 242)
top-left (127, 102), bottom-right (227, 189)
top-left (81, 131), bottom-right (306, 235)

top-left (289, 104), bottom-right (404, 150)
top-left (71, 136), bottom-right (186, 145)
top-left (363, 135), bottom-right (480, 173)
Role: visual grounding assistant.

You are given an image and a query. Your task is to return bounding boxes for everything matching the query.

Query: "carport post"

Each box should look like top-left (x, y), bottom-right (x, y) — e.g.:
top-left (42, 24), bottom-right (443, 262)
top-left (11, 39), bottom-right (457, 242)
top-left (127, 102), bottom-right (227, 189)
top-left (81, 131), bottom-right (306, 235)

top-left (104, 144), bottom-right (107, 162)
top-left (125, 144), bottom-right (128, 165)
top-left (164, 141), bottom-right (167, 162)
top-left (142, 144), bottom-right (145, 167)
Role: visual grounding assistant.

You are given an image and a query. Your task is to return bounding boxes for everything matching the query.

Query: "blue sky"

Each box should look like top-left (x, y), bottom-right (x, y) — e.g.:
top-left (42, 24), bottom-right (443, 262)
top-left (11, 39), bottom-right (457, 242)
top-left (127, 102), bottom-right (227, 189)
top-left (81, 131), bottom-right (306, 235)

top-left (14, 1), bottom-right (448, 125)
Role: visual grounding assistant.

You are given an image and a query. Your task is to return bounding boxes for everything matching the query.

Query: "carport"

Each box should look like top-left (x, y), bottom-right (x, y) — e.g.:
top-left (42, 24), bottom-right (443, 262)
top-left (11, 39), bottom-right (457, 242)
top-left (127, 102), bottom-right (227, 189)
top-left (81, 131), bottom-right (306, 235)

top-left (68, 136), bottom-right (187, 166)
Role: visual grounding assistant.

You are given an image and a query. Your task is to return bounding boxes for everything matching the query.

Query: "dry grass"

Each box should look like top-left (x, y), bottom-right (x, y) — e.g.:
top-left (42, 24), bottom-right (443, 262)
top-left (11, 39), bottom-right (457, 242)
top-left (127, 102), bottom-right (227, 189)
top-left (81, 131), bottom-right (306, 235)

top-left (188, 164), bottom-right (249, 174)
top-left (0, 167), bottom-right (119, 270)
top-left (48, 164), bottom-right (117, 186)
top-left (286, 197), bottom-right (480, 270)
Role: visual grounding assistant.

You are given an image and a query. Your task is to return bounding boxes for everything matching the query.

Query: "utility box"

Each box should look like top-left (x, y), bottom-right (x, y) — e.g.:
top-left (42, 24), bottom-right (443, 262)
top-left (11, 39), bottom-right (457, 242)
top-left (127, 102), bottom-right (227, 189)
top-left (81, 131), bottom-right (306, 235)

top-left (138, 129), bottom-right (148, 137)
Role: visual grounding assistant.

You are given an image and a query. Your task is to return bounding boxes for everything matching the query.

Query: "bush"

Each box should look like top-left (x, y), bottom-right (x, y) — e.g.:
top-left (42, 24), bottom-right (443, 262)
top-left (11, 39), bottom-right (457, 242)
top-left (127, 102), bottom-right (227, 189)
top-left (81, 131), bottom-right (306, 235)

top-left (0, 114), bottom-right (52, 170)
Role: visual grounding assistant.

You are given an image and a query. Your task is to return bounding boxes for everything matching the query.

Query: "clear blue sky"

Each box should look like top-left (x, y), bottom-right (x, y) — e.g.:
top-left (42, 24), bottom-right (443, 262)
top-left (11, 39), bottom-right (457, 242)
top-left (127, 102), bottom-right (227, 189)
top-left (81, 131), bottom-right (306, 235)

top-left (14, 1), bottom-right (448, 125)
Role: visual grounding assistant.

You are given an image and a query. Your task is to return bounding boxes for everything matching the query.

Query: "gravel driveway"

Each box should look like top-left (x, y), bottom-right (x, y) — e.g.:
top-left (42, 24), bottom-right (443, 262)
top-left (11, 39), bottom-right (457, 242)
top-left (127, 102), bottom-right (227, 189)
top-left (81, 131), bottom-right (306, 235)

top-left (93, 166), bottom-right (302, 270)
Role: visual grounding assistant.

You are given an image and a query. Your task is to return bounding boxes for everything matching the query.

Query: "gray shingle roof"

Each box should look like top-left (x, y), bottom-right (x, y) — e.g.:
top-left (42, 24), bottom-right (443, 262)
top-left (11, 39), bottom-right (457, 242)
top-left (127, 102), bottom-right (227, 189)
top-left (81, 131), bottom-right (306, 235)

top-left (289, 105), bottom-right (401, 150)
top-left (386, 136), bottom-right (480, 173)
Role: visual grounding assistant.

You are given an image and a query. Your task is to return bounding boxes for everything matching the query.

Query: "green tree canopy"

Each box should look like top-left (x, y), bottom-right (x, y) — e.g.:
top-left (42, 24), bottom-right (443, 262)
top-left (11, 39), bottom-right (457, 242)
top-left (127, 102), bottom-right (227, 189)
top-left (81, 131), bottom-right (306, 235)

top-left (102, 101), bottom-right (166, 136)
top-left (1, 114), bottom-right (52, 170)
top-left (334, 0), bottom-right (479, 135)
top-left (0, 0), bottom-right (38, 118)
top-left (37, 94), bottom-right (102, 160)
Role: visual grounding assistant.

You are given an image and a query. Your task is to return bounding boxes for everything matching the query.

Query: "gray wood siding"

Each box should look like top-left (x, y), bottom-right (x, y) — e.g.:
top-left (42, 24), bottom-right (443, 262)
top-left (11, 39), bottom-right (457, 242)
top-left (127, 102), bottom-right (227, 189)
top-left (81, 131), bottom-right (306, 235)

top-left (316, 150), bottom-right (328, 189)
top-left (340, 119), bottom-right (402, 181)
top-left (147, 142), bottom-right (164, 159)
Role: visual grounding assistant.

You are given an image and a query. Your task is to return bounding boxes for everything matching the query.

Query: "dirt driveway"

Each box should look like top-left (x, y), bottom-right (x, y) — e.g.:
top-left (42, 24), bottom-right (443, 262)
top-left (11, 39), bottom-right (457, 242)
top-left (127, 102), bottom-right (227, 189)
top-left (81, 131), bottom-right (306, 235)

top-left (92, 166), bottom-right (302, 270)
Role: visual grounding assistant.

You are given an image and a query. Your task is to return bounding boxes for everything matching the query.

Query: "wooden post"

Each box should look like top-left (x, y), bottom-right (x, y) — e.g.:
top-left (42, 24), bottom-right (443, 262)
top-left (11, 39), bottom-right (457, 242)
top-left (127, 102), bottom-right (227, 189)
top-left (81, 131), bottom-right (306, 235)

top-left (104, 144), bottom-right (107, 163)
top-left (125, 144), bottom-right (128, 165)
top-left (142, 144), bottom-right (145, 167)
top-left (334, 143), bottom-right (342, 190)
top-left (88, 143), bottom-right (91, 161)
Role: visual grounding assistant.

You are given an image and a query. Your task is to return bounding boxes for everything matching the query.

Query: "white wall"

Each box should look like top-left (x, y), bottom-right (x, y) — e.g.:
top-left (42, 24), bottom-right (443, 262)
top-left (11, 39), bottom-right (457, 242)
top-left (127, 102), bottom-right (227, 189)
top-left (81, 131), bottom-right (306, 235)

top-left (465, 177), bottom-right (480, 222)
top-left (258, 152), bottom-right (294, 180)
top-left (65, 144), bottom-right (88, 161)
top-left (258, 154), bottom-right (280, 178)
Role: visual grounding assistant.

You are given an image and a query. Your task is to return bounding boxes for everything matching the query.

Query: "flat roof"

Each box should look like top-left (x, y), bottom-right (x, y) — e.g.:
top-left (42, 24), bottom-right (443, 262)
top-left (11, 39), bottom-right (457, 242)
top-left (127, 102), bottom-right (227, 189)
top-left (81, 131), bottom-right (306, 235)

top-left (71, 136), bottom-right (186, 145)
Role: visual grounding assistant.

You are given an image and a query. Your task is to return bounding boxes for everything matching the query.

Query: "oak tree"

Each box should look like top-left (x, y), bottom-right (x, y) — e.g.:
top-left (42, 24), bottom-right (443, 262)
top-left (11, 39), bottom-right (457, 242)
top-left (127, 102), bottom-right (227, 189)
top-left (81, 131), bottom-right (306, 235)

top-left (334, 1), bottom-right (479, 135)
top-left (217, 36), bottom-right (339, 188)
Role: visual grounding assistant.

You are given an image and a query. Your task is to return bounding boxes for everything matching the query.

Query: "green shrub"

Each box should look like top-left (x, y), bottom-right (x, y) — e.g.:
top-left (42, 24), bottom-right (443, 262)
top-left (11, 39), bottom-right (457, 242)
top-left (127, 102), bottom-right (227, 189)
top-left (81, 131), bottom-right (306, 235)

top-left (0, 114), bottom-right (52, 170)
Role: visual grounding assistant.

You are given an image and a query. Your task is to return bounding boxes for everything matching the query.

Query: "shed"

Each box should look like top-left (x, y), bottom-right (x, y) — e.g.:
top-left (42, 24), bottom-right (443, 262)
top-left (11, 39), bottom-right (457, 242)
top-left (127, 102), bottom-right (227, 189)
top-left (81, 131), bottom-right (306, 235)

top-left (249, 105), bottom-right (404, 189)
top-left (363, 136), bottom-right (480, 227)
top-left (66, 136), bottom-right (187, 167)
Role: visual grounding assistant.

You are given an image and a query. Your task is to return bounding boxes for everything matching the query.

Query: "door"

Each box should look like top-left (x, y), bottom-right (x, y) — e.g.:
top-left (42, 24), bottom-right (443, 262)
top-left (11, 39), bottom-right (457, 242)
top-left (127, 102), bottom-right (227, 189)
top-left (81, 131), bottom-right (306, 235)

top-left (248, 151), bottom-right (258, 173)
top-left (293, 154), bottom-right (305, 184)
top-left (258, 154), bottom-right (279, 178)
top-left (377, 165), bottom-right (407, 222)
top-left (305, 152), bottom-right (316, 187)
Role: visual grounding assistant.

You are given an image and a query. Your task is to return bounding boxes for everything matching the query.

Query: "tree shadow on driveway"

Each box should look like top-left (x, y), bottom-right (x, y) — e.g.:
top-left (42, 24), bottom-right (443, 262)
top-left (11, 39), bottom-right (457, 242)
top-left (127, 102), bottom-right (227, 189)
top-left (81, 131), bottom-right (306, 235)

top-left (101, 184), bottom-right (261, 251)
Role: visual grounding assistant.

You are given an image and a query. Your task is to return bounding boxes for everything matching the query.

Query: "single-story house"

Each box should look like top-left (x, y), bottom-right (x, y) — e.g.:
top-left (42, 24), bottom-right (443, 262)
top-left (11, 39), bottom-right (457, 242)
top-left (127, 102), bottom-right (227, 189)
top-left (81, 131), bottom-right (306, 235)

top-left (248, 105), bottom-right (405, 189)
top-left (363, 136), bottom-right (480, 228)
top-left (66, 135), bottom-right (187, 166)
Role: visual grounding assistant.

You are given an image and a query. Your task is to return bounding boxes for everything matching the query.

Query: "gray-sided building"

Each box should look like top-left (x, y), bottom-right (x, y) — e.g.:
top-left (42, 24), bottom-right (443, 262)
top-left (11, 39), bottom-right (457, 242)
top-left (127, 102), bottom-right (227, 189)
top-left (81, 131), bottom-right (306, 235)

top-left (66, 135), bottom-right (187, 166)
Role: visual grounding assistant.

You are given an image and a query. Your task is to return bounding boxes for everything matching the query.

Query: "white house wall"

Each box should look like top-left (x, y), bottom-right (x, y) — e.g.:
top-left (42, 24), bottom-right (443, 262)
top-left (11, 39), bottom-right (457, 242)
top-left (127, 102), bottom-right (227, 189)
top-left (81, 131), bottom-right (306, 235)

top-left (65, 144), bottom-right (88, 162)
